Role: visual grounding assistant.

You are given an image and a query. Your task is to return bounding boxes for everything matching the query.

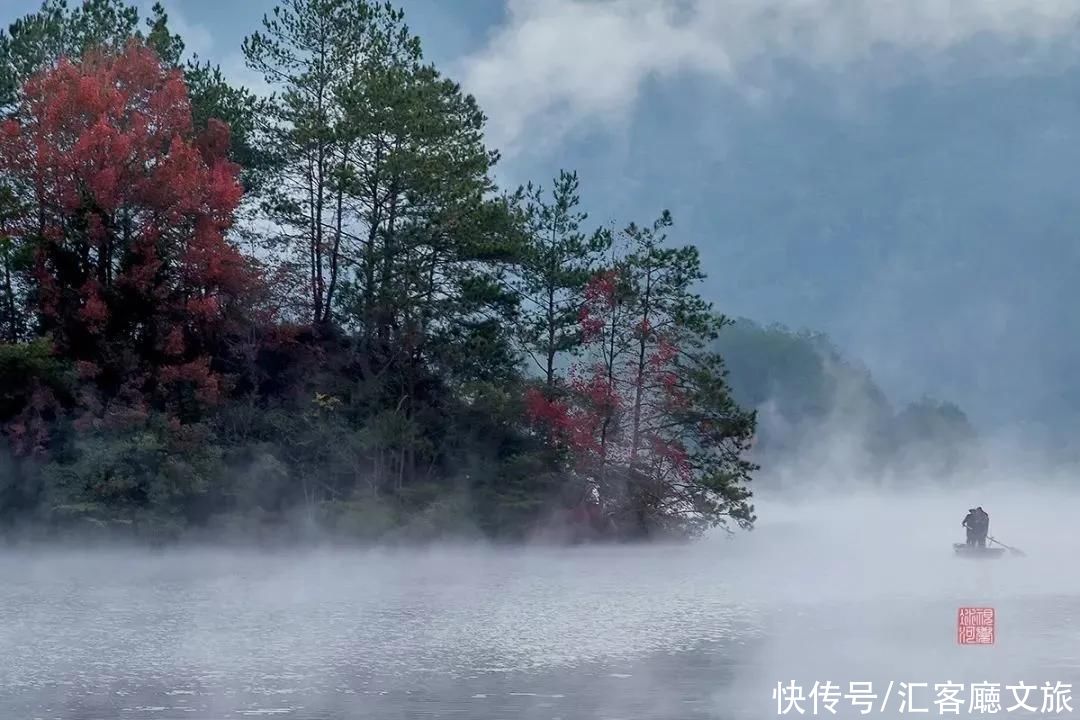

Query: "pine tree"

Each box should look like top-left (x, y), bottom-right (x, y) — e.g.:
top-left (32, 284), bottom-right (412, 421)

top-left (513, 170), bottom-right (610, 392)
top-left (526, 212), bottom-right (758, 538)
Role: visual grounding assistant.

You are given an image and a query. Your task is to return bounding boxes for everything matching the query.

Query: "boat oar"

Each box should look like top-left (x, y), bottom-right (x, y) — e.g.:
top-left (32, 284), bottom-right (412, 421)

top-left (988, 536), bottom-right (1026, 557)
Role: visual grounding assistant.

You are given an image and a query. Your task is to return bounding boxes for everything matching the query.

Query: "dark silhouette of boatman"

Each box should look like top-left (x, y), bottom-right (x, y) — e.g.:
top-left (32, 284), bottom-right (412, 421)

top-left (962, 508), bottom-right (978, 546)
top-left (962, 507), bottom-right (990, 547)
top-left (974, 507), bottom-right (989, 547)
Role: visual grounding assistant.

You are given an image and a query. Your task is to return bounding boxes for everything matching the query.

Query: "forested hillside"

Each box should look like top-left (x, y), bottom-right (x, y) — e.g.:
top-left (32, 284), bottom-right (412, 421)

top-left (0, 0), bottom-right (760, 544)
top-left (715, 318), bottom-right (978, 484)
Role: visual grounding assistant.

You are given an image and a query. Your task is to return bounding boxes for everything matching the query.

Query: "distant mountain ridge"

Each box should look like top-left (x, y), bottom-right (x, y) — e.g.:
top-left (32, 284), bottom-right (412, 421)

top-left (714, 317), bottom-right (977, 484)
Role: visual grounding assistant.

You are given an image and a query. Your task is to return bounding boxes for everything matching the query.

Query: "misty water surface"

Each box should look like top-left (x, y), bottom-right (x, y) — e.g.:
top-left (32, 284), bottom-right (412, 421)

top-left (2, 484), bottom-right (1079, 719)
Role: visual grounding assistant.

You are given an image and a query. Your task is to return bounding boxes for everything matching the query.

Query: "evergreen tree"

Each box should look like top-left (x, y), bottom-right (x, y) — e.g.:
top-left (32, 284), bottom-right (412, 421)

top-left (513, 170), bottom-right (610, 392)
top-left (526, 213), bottom-right (757, 538)
top-left (0, 0), bottom-right (765, 543)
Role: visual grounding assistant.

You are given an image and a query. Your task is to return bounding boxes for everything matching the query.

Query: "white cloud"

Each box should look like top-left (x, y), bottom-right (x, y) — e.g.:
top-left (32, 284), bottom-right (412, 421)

top-left (458, 0), bottom-right (1080, 155)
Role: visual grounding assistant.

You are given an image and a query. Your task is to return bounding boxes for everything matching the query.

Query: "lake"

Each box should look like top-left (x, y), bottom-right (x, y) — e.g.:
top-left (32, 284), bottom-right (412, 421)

top-left (2, 487), bottom-right (1078, 719)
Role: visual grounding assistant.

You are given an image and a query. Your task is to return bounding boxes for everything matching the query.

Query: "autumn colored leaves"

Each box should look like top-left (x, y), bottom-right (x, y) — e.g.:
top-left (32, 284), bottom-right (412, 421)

top-left (0, 42), bottom-right (260, 444)
top-left (0, 14), bottom-right (755, 539)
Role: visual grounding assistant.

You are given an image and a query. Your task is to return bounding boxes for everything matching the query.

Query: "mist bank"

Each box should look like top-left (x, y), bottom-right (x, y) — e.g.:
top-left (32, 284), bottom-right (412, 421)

top-left (0, 306), bottom-right (1047, 549)
top-left (3, 478), bottom-right (1076, 718)
top-left (716, 318), bottom-right (988, 490)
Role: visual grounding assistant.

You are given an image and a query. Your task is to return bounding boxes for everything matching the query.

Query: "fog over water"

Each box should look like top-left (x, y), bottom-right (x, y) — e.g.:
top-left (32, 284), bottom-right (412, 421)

top-left (2, 461), bottom-right (1078, 719)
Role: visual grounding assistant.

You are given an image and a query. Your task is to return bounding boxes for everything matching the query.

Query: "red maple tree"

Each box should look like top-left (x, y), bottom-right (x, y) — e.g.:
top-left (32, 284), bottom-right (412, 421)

top-left (0, 41), bottom-right (262, 431)
top-left (525, 269), bottom-right (696, 528)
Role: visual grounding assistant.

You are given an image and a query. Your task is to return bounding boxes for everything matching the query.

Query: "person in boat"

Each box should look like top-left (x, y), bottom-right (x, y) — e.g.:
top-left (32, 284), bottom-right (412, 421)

top-left (973, 506), bottom-right (989, 547)
top-left (962, 508), bottom-right (979, 546)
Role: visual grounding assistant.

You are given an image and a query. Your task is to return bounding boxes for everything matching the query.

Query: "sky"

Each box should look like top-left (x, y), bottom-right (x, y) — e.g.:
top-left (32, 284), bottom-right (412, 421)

top-left (7, 0), bottom-right (1080, 437)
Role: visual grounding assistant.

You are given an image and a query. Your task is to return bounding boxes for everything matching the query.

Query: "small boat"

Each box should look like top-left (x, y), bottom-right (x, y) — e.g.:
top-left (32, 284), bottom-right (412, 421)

top-left (953, 543), bottom-right (1006, 559)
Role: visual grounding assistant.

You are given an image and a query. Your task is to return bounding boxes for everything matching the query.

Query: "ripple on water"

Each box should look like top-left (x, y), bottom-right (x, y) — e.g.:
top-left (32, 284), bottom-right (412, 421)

top-left (7, 537), bottom-right (1072, 719)
top-left (0, 544), bottom-right (764, 717)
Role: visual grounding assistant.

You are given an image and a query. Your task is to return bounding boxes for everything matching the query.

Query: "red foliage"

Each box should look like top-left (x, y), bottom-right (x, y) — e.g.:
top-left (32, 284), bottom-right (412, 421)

top-left (578, 271), bottom-right (618, 342)
top-left (159, 356), bottom-right (221, 406)
top-left (163, 327), bottom-right (185, 357)
top-left (0, 41), bottom-right (263, 424)
top-left (583, 270), bottom-right (618, 306)
top-left (78, 280), bottom-right (109, 332)
top-left (524, 387), bottom-right (565, 429)
top-left (526, 269), bottom-right (695, 487)
top-left (524, 385), bottom-right (603, 468)
top-left (4, 387), bottom-right (57, 458)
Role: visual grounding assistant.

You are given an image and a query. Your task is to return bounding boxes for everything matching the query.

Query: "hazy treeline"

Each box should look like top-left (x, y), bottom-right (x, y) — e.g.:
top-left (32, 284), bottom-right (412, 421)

top-left (716, 318), bottom-right (978, 486)
top-left (0, 0), bottom-right (764, 544)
